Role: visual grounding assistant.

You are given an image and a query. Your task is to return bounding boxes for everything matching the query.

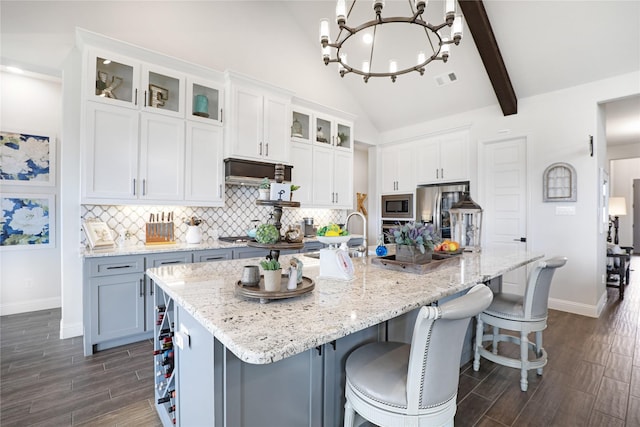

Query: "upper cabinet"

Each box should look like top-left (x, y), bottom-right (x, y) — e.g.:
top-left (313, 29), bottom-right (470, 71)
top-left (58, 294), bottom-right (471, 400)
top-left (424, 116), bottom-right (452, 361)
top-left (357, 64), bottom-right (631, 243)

top-left (415, 130), bottom-right (469, 185)
top-left (89, 50), bottom-right (186, 119)
top-left (186, 77), bottom-right (224, 126)
top-left (90, 51), bottom-right (139, 108)
top-left (225, 73), bottom-right (292, 164)
top-left (380, 143), bottom-right (416, 194)
top-left (314, 114), bottom-right (352, 151)
top-left (289, 102), bottom-right (355, 209)
top-left (82, 46), bottom-right (225, 206)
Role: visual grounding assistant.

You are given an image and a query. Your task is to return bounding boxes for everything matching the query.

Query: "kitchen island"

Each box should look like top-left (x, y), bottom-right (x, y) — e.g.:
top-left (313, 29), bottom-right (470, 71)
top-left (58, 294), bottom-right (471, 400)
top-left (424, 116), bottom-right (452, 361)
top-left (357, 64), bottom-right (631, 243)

top-left (147, 249), bottom-right (543, 427)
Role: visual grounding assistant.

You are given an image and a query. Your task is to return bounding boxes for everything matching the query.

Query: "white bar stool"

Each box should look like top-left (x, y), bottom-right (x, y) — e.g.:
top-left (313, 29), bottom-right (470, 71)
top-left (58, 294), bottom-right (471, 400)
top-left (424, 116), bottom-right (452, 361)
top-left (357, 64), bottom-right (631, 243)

top-left (473, 257), bottom-right (567, 391)
top-left (343, 284), bottom-right (493, 427)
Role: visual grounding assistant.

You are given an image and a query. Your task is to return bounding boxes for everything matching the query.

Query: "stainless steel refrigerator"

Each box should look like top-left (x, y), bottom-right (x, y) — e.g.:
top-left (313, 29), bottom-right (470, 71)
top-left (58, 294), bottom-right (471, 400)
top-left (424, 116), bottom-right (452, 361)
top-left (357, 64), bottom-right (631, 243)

top-left (416, 181), bottom-right (470, 239)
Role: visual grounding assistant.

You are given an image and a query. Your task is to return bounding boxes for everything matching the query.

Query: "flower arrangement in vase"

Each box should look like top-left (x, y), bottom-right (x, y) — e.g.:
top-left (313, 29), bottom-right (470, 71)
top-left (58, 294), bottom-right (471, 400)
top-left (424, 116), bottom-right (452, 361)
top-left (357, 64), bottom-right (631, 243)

top-left (386, 221), bottom-right (440, 264)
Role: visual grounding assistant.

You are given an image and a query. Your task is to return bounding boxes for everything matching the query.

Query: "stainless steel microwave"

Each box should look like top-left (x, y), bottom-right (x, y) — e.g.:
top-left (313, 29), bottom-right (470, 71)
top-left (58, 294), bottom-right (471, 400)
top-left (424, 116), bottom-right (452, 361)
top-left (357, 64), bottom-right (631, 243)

top-left (381, 193), bottom-right (414, 219)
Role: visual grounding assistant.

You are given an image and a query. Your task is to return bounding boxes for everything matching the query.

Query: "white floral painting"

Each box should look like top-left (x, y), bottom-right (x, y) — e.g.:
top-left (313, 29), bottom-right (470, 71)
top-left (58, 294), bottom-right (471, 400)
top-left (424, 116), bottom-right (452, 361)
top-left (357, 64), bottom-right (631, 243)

top-left (1, 194), bottom-right (54, 249)
top-left (0, 131), bottom-right (55, 186)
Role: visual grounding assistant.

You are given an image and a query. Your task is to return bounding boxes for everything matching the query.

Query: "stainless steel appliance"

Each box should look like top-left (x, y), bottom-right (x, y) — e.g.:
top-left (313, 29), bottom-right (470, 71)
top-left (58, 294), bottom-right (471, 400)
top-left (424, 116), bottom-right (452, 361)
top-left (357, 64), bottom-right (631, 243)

top-left (381, 193), bottom-right (414, 219)
top-left (416, 181), bottom-right (470, 239)
top-left (302, 217), bottom-right (315, 237)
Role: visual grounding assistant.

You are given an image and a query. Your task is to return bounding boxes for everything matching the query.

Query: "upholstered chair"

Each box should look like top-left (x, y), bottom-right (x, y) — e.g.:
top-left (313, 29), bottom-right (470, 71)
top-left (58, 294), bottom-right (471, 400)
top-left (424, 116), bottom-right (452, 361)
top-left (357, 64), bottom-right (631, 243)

top-left (473, 257), bottom-right (567, 392)
top-left (343, 283), bottom-right (493, 427)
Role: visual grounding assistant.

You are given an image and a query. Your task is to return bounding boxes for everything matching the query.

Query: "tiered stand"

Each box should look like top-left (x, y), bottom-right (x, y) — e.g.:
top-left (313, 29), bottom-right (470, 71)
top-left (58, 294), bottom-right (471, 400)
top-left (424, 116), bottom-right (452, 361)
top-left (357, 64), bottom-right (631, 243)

top-left (247, 164), bottom-right (303, 260)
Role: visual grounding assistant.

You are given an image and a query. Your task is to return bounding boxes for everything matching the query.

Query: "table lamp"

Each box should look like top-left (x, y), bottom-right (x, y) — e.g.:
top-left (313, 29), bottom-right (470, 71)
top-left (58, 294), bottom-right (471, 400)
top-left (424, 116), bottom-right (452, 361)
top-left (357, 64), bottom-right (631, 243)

top-left (608, 197), bottom-right (627, 244)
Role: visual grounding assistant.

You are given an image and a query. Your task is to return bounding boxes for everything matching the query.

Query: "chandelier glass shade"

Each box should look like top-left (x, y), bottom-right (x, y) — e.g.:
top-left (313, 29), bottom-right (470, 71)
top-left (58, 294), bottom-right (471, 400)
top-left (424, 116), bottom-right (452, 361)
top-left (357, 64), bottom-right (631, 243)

top-left (320, 0), bottom-right (463, 82)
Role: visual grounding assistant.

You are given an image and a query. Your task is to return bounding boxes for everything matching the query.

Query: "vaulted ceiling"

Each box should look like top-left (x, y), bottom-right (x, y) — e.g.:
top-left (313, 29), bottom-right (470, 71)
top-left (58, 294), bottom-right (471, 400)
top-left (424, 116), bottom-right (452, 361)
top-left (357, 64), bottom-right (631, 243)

top-left (1, 1), bottom-right (639, 145)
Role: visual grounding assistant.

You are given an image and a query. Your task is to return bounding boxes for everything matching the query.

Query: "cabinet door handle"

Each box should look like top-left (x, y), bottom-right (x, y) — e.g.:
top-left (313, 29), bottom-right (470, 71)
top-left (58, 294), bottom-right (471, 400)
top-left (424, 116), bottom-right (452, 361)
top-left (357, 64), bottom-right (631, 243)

top-left (133, 179), bottom-right (137, 196)
top-left (259, 142), bottom-right (263, 155)
top-left (441, 168), bottom-right (444, 179)
top-left (134, 88), bottom-right (138, 106)
top-left (149, 281), bottom-right (153, 296)
top-left (160, 260), bottom-right (182, 265)
top-left (436, 169), bottom-right (439, 179)
top-left (220, 108), bottom-right (223, 123)
top-left (218, 184), bottom-right (222, 198)
top-left (265, 143), bottom-right (269, 157)
top-left (335, 192), bottom-right (338, 204)
top-left (204, 256), bottom-right (226, 261)
top-left (142, 179), bottom-right (146, 196)
top-left (139, 279), bottom-right (144, 297)
top-left (144, 90), bottom-right (147, 107)
top-left (106, 264), bottom-right (134, 270)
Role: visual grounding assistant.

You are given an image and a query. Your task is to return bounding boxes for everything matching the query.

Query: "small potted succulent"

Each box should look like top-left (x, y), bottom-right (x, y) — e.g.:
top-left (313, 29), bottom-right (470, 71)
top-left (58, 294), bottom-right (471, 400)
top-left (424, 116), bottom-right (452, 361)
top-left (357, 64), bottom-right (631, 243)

top-left (258, 178), bottom-right (270, 200)
top-left (386, 221), bottom-right (440, 264)
top-left (260, 257), bottom-right (282, 292)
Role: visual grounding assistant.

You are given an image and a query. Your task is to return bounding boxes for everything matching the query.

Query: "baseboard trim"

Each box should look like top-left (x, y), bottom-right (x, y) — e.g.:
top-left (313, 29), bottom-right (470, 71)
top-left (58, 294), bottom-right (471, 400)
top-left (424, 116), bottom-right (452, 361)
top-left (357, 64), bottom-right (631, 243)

top-left (548, 297), bottom-right (600, 318)
top-left (60, 320), bottom-right (83, 339)
top-left (0, 297), bottom-right (61, 316)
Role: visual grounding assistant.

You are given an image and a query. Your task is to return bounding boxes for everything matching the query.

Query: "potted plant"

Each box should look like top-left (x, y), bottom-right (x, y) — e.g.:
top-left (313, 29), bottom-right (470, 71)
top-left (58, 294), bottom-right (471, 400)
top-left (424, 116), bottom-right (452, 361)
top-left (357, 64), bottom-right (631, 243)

top-left (290, 184), bottom-right (300, 201)
top-left (260, 257), bottom-right (282, 291)
top-left (386, 221), bottom-right (440, 264)
top-left (258, 177), bottom-right (270, 200)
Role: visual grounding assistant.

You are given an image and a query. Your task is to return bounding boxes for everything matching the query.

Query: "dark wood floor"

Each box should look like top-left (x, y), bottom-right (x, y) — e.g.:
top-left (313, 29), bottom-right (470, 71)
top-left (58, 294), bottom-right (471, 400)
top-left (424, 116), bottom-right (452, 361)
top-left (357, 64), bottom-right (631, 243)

top-left (1, 256), bottom-right (638, 426)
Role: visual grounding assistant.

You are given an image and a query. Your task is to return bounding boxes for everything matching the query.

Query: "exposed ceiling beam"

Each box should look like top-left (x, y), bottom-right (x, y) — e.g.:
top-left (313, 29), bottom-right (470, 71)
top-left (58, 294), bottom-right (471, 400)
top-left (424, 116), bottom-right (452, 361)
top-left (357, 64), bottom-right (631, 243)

top-left (459, 0), bottom-right (518, 116)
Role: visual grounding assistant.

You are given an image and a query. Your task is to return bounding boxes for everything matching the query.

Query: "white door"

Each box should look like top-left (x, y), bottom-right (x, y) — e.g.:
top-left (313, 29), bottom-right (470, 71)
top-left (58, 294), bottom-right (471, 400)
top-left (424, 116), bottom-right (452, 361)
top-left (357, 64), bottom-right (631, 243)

top-left (481, 136), bottom-right (528, 293)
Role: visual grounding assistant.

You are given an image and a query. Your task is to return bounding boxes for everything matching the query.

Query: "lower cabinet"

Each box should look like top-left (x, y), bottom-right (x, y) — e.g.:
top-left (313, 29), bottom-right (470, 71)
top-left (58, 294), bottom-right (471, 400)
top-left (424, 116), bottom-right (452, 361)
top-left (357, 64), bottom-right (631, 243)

top-left (84, 255), bottom-right (146, 356)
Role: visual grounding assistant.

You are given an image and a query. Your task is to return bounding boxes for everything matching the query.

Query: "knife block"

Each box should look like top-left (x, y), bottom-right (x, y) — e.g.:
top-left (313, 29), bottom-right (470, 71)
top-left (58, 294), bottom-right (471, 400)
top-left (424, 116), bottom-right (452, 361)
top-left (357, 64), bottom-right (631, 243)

top-left (145, 221), bottom-right (175, 245)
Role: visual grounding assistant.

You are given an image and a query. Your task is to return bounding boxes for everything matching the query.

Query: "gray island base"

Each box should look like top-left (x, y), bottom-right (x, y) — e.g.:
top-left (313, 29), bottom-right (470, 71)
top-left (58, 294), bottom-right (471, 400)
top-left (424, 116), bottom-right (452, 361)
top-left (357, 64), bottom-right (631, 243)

top-left (146, 249), bottom-right (543, 427)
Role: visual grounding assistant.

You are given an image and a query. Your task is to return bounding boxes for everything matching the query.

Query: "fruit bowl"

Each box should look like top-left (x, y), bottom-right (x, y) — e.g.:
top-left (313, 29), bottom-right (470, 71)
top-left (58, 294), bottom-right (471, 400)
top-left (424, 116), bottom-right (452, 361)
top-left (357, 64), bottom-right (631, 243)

top-left (317, 235), bottom-right (351, 246)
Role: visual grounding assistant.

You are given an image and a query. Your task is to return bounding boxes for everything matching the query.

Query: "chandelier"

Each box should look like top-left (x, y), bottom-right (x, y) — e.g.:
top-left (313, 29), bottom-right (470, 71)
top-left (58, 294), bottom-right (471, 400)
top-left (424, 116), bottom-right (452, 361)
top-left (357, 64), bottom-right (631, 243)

top-left (320, 0), bottom-right (463, 82)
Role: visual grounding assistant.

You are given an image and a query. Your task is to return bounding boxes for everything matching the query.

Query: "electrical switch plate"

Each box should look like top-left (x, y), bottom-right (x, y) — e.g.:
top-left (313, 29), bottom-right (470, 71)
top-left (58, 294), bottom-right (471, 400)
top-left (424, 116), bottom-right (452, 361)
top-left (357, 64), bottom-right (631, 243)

top-left (555, 206), bottom-right (576, 215)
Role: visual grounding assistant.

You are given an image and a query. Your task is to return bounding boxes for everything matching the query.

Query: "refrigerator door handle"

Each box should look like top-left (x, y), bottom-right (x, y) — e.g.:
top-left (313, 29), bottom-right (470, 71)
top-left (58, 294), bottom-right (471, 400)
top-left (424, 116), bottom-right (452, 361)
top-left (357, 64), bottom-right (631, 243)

top-left (434, 190), bottom-right (442, 233)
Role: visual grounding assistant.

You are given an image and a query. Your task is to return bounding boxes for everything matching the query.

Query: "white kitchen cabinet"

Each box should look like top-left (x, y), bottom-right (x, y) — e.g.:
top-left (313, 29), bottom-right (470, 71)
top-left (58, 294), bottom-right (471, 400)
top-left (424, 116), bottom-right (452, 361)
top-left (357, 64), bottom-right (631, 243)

top-left (226, 78), bottom-right (291, 164)
top-left (89, 49), bottom-right (140, 109)
top-left (83, 47), bottom-right (226, 206)
top-left (314, 113), bottom-right (353, 152)
top-left (380, 142), bottom-right (416, 194)
top-left (416, 131), bottom-right (469, 184)
top-left (184, 122), bottom-right (224, 206)
top-left (140, 63), bottom-right (186, 118)
top-left (139, 113), bottom-right (185, 201)
top-left (289, 141), bottom-right (313, 206)
top-left (83, 102), bottom-right (140, 201)
top-left (312, 145), bottom-right (353, 209)
top-left (186, 77), bottom-right (224, 126)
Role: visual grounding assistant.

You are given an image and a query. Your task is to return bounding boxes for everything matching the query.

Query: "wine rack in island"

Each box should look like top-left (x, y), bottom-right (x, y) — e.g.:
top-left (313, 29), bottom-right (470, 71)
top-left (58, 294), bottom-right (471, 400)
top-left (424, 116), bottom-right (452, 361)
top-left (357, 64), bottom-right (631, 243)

top-left (154, 286), bottom-right (176, 425)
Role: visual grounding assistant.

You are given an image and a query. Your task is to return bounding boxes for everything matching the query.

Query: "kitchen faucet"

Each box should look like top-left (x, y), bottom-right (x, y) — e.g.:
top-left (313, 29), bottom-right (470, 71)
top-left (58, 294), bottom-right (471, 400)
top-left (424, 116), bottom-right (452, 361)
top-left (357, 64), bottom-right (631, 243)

top-left (345, 211), bottom-right (368, 257)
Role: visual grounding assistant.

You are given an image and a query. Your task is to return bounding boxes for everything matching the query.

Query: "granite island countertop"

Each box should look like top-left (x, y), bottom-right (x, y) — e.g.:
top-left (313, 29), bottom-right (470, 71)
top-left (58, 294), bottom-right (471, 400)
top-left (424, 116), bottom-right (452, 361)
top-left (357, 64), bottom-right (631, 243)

top-left (145, 249), bottom-right (544, 364)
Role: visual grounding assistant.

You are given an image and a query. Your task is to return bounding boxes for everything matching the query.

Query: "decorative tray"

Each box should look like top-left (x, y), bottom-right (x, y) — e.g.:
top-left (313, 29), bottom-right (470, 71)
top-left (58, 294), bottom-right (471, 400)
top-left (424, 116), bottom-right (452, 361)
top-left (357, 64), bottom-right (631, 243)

top-left (236, 275), bottom-right (315, 303)
top-left (371, 254), bottom-right (461, 274)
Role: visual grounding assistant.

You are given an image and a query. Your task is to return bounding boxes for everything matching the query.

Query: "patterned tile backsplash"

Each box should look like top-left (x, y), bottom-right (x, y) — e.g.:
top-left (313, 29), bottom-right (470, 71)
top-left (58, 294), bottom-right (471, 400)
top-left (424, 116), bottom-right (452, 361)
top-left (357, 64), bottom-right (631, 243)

top-left (81, 185), bottom-right (347, 246)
